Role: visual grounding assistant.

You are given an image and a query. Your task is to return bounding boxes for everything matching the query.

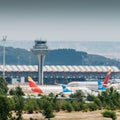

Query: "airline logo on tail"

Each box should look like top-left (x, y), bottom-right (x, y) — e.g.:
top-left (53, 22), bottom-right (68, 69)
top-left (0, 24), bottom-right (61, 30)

top-left (103, 69), bottom-right (112, 87)
top-left (62, 84), bottom-right (73, 93)
top-left (98, 80), bottom-right (106, 91)
top-left (28, 76), bottom-right (44, 94)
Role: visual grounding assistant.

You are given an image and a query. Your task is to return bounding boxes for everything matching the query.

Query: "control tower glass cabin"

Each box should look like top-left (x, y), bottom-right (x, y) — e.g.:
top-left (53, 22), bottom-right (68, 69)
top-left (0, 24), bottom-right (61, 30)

top-left (31, 40), bottom-right (49, 85)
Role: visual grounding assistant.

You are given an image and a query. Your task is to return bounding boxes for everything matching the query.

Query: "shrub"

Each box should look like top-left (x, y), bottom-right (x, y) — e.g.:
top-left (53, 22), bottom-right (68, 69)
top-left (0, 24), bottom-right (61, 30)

top-left (24, 98), bottom-right (38, 113)
top-left (54, 102), bottom-right (60, 112)
top-left (70, 90), bottom-right (84, 102)
top-left (98, 87), bottom-right (120, 110)
top-left (71, 101), bottom-right (80, 111)
top-left (87, 94), bottom-right (96, 101)
top-left (88, 103), bottom-right (98, 111)
top-left (0, 96), bottom-right (12, 120)
top-left (94, 97), bottom-right (102, 110)
top-left (9, 86), bottom-right (25, 96)
top-left (66, 102), bottom-right (74, 112)
top-left (79, 103), bottom-right (88, 112)
top-left (13, 96), bottom-right (24, 120)
top-left (30, 118), bottom-right (38, 120)
top-left (60, 100), bottom-right (67, 111)
top-left (102, 110), bottom-right (117, 120)
top-left (0, 76), bottom-right (8, 95)
top-left (43, 100), bottom-right (54, 118)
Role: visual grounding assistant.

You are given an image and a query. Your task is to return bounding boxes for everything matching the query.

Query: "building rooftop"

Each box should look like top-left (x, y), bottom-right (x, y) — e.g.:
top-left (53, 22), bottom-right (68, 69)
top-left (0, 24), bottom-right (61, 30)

top-left (0, 65), bottom-right (119, 73)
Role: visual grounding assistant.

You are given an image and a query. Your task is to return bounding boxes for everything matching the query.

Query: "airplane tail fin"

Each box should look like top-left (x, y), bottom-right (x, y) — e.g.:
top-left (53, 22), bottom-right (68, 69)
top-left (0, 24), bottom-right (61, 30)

top-left (98, 80), bottom-right (106, 91)
top-left (28, 76), bottom-right (38, 87)
top-left (103, 69), bottom-right (112, 87)
top-left (28, 76), bottom-right (43, 94)
top-left (62, 84), bottom-right (73, 93)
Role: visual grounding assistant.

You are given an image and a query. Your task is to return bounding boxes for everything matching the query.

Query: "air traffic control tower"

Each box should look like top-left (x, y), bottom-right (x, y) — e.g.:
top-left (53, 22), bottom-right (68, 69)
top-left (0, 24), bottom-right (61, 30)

top-left (31, 40), bottom-right (49, 85)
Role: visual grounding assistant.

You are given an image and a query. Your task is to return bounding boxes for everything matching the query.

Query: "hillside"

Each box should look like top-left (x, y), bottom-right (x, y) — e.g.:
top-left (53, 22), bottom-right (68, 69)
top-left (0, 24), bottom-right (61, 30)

top-left (0, 46), bottom-right (120, 68)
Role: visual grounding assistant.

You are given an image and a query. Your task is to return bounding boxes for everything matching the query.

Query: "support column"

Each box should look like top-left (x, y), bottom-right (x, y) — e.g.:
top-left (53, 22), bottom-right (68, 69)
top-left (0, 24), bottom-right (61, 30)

top-left (31, 40), bottom-right (49, 85)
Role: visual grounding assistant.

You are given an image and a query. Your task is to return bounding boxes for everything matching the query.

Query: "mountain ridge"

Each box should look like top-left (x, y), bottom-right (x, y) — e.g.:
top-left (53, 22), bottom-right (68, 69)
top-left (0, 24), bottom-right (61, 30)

top-left (1, 40), bottom-right (120, 59)
top-left (0, 46), bottom-right (120, 68)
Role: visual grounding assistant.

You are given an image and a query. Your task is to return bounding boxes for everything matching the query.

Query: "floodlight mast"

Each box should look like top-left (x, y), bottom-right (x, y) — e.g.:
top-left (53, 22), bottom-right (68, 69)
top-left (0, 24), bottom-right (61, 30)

top-left (31, 40), bottom-right (49, 85)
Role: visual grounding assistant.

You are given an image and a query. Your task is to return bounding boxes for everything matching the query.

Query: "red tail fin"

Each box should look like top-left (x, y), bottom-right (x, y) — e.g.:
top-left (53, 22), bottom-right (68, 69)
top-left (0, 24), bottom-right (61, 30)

top-left (28, 76), bottom-right (44, 94)
top-left (103, 69), bottom-right (112, 86)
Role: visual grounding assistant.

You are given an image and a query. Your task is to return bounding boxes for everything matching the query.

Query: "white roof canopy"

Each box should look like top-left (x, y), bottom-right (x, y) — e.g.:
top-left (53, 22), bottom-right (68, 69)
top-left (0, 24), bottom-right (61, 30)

top-left (0, 65), bottom-right (119, 73)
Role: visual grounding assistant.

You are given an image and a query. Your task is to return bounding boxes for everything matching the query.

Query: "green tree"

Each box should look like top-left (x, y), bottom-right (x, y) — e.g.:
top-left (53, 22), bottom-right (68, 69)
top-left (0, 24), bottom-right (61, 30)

top-left (0, 96), bottom-right (12, 120)
top-left (51, 97), bottom-right (60, 112)
top-left (94, 97), bottom-right (102, 110)
top-left (71, 101), bottom-right (80, 111)
top-left (60, 100), bottom-right (67, 110)
top-left (43, 100), bottom-right (54, 119)
top-left (79, 103), bottom-right (88, 112)
top-left (9, 86), bottom-right (25, 96)
top-left (0, 76), bottom-right (8, 95)
top-left (65, 102), bottom-right (74, 112)
top-left (88, 103), bottom-right (98, 111)
top-left (36, 98), bottom-right (44, 110)
top-left (9, 89), bottom-right (16, 95)
top-left (24, 98), bottom-right (38, 113)
top-left (13, 96), bottom-right (24, 120)
top-left (98, 87), bottom-right (120, 110)
top-left (87, 94), bottom-right (96, 101)
top-left (70, 90), bottom-right (84, 102)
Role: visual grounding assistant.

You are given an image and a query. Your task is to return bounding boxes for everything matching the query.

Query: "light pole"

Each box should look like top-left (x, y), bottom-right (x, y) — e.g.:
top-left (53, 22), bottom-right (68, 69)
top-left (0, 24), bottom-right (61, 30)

top-left (2, 36), bottom-right (7, 77)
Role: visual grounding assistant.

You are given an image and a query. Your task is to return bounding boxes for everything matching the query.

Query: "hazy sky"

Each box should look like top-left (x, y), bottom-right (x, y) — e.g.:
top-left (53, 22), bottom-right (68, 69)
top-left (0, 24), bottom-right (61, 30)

top-left (0, 0), bottom-right (120, 41)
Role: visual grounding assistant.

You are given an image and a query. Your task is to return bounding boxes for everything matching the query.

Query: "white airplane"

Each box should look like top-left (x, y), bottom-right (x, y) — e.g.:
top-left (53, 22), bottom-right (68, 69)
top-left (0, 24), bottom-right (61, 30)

top-left (54, 81), bottom-right (95, 97)
top-left (28, 76), bottom-right (81, 96)
top-left (28, 76), bottom-right (93, 97)
top-left (67, 69), bottom-right (112, 90)
top-left (28, 68), bottom-right (119, 97)
top-left (28, 76), bottom-right (62, 95)
top-left (54, 69), bottom-right (112, 96)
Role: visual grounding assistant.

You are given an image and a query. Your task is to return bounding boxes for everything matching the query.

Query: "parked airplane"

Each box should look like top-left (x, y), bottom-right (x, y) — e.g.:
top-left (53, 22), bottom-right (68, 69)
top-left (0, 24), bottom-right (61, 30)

top-left (84, 81), bottom-right (107, 96)
top-left (57, 84), bottom-right (74, 97)
top-left (55, 81), bottom-right (96, 97)
top-left (58, 80), bottom-right (108, 97)
top-left (28, 76), bottom-right (64, 95)
top-left (28, 68), bottom-right (115, 96)
top-left (28, 76), bottom-right (93, 97)
top-left (61, 80), bottom-right (107, 96)
top-left (67, 69), bottom-right (112, 90)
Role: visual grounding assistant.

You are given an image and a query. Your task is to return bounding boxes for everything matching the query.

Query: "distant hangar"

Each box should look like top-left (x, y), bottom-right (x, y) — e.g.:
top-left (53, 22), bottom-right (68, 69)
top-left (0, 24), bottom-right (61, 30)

top-left (0, 65), bottom-right (119, 84)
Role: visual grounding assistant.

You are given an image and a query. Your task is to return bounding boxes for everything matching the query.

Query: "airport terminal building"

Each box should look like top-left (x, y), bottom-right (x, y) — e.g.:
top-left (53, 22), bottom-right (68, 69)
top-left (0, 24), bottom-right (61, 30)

top-left (0, 65), bottom-right (120, 84)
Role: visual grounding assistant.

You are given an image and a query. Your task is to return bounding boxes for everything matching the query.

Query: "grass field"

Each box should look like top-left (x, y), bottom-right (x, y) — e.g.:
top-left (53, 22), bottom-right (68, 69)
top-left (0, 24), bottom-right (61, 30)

top-left (23, 110), bottom-right (120, 120)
